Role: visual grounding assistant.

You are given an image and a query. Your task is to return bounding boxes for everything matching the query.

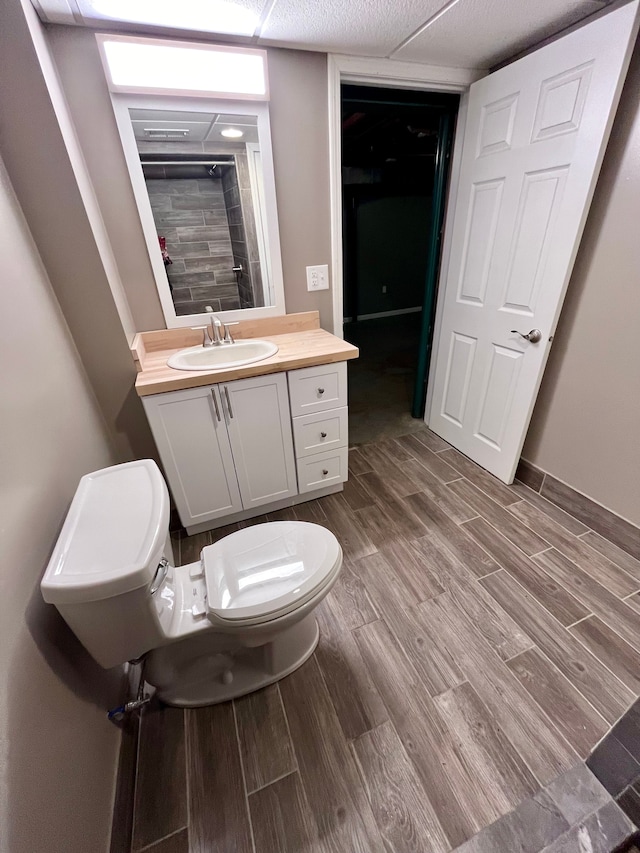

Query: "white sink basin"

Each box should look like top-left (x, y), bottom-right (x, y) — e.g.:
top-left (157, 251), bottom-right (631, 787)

top-left (167, 340), bottom-right (279, 372)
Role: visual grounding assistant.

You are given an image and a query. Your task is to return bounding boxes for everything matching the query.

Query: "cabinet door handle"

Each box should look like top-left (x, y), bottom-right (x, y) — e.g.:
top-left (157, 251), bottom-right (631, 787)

top-left (224, 386), bottom-right (234, 418)
top-left (211, 390), bottom-right (221, 422)
top-left (318, 387), bottom-right (325, 395)
top-left (320, 431), bottom-right (327, 438)
top-left (322, 469), bottom-right (329, 476)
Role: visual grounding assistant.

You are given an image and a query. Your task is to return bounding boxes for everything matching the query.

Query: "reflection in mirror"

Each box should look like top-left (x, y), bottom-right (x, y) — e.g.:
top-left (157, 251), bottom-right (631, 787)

top-left (131, 107), bottom-right (270, 315)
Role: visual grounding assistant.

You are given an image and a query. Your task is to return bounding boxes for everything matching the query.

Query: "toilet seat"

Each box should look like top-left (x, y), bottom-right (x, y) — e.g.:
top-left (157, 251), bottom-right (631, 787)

top-left (203, 522), bottom-right (342, 627)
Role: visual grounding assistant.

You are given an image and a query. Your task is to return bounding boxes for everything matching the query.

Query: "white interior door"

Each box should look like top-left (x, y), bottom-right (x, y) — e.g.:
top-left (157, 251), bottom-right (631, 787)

top-left (427, 1), bottom-right (639, 483)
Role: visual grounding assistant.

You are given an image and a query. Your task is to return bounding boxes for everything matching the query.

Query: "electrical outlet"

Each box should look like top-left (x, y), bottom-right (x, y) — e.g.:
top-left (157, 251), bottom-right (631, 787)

top-left (382, 285), bottom-right (387, 293)
top-left (306, 264), bottom-right (329, 291)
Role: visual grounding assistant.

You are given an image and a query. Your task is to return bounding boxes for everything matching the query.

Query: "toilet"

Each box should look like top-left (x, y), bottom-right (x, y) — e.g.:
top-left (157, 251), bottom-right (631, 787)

top-left (41, 459), bottom-right (342, 706)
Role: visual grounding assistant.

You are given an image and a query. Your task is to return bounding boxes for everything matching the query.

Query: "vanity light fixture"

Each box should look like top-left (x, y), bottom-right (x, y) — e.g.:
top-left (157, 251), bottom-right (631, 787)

top-left (221, 128), bottom-right (244, 138)
top-left (96, 35), bottom-right (268, 99)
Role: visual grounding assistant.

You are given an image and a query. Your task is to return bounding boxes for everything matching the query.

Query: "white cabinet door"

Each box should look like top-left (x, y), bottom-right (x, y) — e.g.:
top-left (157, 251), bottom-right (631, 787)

top-left (221, 373), bottom-right (298, 510)
top-left (427, 1), bottom-right (639, 483)
top-left (142, 386), bottom-right (243, 527)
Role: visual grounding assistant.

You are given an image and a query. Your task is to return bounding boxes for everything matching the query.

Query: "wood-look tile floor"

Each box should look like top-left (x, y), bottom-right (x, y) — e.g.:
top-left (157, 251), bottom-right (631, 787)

top-left (129, 426), bottom-right (640, 853)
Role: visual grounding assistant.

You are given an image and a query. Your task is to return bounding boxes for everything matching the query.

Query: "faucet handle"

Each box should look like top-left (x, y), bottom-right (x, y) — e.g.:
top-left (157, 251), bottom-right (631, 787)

top-left (202, 327), bottom-right (214, 347)
top-left (223, 321), bottom-right (240, 344)
top-left (224, 324), bottom-right (236, 344)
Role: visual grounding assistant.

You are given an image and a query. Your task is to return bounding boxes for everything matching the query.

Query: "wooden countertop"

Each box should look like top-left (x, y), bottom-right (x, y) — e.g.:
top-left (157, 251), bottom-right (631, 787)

top-left (133, 313), bottom-right (358, 397)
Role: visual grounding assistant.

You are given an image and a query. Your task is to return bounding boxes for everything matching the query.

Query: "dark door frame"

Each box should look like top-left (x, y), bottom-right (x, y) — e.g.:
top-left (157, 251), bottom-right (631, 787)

top-left (412, 108), bottom-right (456, 417)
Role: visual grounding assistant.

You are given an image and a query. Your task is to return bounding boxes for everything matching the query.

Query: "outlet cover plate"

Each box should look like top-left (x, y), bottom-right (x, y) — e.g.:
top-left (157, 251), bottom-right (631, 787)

top-left (306, 264), bottom-right (329, 291)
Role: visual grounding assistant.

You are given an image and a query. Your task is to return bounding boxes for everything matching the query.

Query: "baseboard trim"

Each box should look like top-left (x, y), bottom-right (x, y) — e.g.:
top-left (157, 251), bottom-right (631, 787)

top-left (184, 484), bottom-right (344, 536)
top-left (109, 664), bottom-right (142, 853)
top-left (516, 458), bottom-right (640, 559)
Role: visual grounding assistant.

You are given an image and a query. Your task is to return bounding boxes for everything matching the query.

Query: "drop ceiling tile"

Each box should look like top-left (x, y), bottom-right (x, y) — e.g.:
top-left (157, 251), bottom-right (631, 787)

top-left (260, 0), bottom-right (450, 57)
top-left (393, 0), bottom-right (607, 69)
top-left (75, 0), bottom-right (267, 36)
top-left (215, 114), bottom-right (258, 126)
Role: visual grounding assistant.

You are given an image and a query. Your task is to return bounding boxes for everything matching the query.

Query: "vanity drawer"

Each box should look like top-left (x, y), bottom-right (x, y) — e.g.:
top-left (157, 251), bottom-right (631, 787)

top-left (296, 447), bottom-right (348, 494)
top-left (293, 407), bottom-right (348, 458)
top-left (288, 362), bottom-right (347, 416)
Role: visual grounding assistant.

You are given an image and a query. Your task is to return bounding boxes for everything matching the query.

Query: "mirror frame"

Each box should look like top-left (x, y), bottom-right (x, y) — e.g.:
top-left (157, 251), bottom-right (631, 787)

top-left (110, 93), bottom-right (286, 328)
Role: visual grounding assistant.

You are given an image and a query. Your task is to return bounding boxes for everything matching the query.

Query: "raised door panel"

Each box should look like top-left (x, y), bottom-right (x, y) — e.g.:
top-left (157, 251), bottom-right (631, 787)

top-left (142, 386), bottom-right (242, 527)
top-left (222, 373), bottom-right (298, 509)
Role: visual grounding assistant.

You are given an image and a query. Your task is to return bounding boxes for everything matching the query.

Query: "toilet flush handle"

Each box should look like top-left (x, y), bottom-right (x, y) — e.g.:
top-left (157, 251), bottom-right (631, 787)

top-left (150, 558), bottom-right (169, 594)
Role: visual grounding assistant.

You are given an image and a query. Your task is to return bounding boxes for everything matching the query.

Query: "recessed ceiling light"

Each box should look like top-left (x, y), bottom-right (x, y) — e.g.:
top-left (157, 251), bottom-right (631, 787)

top-left (86, 0), bottom-right (258, 36)
top-left (221, 128), bottom-right (244, 138)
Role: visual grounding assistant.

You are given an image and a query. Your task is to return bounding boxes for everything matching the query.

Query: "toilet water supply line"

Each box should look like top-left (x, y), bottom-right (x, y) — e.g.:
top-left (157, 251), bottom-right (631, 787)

top-left (107, 657), bottom-right (151, 722)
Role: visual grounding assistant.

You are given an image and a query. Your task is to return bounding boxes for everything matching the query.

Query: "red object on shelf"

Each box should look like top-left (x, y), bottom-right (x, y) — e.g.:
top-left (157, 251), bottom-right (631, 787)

top-left (159, 236), bottom-right (172, 266)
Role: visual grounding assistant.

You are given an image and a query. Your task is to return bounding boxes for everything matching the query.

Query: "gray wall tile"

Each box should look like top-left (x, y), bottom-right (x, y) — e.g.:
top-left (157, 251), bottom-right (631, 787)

top-left (176, 226), bottom-right (231, 243)
top-left (170, 194), bottom-right (226, 211)
top-left (539, 801), bottom-right (633, 853)
top-left (165, 241), bottom-right (210, 258)
top-left (191, 284), bottom-right (239, 301)
top-left (155, 210), bottom-right (205, 227)
top-left (184, 257), bottom-right (234, 273)
top-left (587, 737), bottom-right (640, 796)
top-left (545, 764), bottom-right (611, 826)
top-left (453, 791), bottom-right (569, 853)
top-left (147, 179), bottom-right (199, 195)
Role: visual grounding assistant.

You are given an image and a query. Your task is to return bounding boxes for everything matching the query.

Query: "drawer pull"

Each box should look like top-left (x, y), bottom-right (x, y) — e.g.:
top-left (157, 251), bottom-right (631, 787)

top-left (320, 431), bottom-right (327, 438)
top-left (318, 387), bottom-right (325, 395)
top-left (322, 469), bottom-right (329, 476)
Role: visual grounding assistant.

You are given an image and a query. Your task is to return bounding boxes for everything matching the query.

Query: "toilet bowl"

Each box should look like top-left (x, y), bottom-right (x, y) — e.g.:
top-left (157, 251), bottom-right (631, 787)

top-left (40, 460), bottom-right (342, 706)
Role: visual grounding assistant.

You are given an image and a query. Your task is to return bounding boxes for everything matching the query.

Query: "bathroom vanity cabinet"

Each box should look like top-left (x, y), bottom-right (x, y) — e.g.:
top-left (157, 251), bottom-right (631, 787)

top-left (142, 362), bottom-right (348, 533)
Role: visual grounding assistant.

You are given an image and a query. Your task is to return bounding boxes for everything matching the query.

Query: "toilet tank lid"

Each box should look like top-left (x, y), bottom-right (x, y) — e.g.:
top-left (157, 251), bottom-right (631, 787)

top-left (41, 460), bottom-right (169, 605)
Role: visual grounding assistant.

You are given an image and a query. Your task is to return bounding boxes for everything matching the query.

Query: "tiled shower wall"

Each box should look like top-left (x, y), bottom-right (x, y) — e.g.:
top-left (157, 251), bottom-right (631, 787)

top-left (221, 159), bottom-right (264, 309)
top-left (147, 174), bottom-right (242, 315)
top-left (140, 138), bottom-right (265, 315)
top-left (588, 697), bottom-right (640, 828)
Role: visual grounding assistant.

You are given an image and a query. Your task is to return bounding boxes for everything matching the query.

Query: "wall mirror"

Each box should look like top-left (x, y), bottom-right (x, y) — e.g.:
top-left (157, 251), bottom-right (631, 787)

top-left (111, 94), bottom-right (286, 328)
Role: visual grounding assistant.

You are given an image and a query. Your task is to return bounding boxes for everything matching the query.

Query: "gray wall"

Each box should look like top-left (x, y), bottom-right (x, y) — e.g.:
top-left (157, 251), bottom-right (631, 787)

top-left (0, 2), bottom-right (156, 465)
top-left (268, 48), bottom-right (334, 328)
top-left (0, 151), bottom-right (122, 853)
top-left (47, 30), bottom-right (334, 330)
top-left (523, 36), bottom-right (640, 527)
top-left (46, 24), bottom-right (167, 332)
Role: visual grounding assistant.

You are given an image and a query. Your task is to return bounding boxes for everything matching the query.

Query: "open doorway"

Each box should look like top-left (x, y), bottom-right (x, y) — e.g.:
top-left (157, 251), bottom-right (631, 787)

top-left (341, 84), bottom-right (458, 444)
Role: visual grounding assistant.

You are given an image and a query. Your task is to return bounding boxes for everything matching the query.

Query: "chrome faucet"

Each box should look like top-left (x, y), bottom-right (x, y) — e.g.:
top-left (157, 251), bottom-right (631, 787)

top-left (202, 313), bottom-right (238, 347)
top-left (203, 314), bottom-right (224, 347)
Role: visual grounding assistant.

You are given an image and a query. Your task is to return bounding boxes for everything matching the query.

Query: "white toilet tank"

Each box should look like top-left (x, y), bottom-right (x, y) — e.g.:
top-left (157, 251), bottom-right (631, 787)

top-left (41, 460), bottom-right (171, 668)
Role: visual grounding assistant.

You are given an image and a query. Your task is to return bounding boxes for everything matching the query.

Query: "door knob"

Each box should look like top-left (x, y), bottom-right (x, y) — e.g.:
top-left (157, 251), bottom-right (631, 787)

top-left (511, 328), bottom-right (542, 343)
